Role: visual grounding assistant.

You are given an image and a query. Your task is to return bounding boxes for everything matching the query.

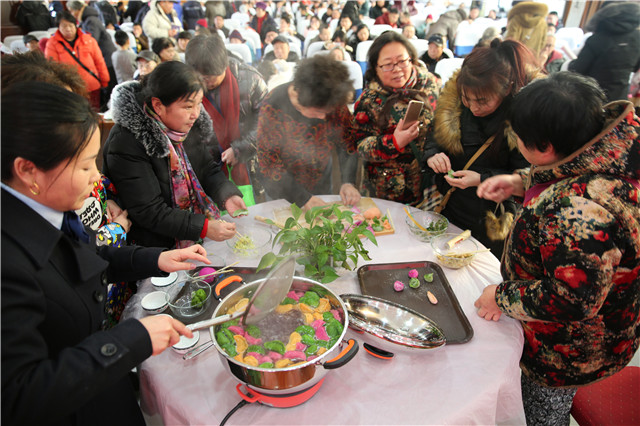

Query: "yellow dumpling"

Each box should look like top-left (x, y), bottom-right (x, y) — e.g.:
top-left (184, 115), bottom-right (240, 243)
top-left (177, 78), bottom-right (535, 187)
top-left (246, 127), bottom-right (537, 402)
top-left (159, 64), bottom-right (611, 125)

top-left (243, 355), bottom-right (259, 367)
top-left (233, 334), bottom-right (248, 354)
top-left (316, 298), bottom-right (330, 313)
top-left (275, 304), bottom-right (293, 314)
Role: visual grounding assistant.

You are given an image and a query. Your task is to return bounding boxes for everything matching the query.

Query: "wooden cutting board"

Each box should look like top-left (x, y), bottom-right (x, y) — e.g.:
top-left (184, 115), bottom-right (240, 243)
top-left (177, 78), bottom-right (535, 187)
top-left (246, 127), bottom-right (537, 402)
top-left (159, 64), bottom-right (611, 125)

top-left (270, 197), bottom-right (395, 237)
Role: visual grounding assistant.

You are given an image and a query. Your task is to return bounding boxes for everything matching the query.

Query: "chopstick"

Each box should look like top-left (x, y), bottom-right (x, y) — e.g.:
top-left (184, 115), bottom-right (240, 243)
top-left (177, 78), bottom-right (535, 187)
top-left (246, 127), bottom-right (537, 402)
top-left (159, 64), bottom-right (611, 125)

top-left (196, 260), bottom-right (241, 279)
top-left (444, 248), bottom-right (492, 256)
top-left (403, 207), bottom-right (428, 232)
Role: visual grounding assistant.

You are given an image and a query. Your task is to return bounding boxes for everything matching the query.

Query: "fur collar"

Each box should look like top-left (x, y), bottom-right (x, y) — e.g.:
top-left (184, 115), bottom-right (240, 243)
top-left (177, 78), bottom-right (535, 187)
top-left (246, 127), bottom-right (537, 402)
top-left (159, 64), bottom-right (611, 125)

top-left (110, 80), bottom-right (214, 158)
top-left (433, 70), bottom-right (518, 156)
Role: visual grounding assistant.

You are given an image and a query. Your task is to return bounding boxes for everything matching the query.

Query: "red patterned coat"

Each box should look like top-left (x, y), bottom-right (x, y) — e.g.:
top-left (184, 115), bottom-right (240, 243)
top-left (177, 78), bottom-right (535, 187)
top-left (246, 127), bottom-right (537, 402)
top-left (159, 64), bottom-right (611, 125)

top-left (351, 65), bottom-right (438, 205)
top-left (496, 101), bottom-right (640, 387)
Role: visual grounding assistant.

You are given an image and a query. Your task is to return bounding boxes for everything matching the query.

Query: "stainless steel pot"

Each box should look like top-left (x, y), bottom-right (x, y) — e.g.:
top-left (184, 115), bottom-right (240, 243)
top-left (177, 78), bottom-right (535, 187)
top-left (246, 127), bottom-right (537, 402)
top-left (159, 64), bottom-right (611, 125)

top-left (341, 294), bottom-right (446, 359)
top-left (209, 277), bottom-right (358, 394)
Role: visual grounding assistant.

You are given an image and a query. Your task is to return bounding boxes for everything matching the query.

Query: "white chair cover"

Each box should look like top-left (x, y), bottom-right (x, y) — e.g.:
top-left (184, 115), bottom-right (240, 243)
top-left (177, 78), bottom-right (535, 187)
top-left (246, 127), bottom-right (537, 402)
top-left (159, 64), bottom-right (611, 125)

top-left (225, 42), bottom-right (252, 64)
top-left (434, 57), bottom-right (464, 87)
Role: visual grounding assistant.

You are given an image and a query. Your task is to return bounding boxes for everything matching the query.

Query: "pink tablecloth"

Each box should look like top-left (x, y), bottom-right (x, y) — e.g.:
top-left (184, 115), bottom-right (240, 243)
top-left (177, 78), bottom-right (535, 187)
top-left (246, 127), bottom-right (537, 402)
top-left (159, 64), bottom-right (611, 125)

top-left (123, 196), bottom-right (525, 425)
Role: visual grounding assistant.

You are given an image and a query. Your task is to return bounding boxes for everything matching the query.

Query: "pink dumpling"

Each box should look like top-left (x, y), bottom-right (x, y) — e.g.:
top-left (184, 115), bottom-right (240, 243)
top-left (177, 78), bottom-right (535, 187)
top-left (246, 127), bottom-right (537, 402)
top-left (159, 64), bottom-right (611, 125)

top-left (311, 319), bottom-right (325, 331)
top-left (267, 351), bottom-right (283, 361)
top-left (228, 326), bottom-right (245, 336)
top-left (295, 341), bottom-right (307, 351)
top-left (259, 355), bottom-right (273, 365)
top-left (245, 335), bottom-right (262, 345)
top-left (315, 326), bottom-right (330, 341)
top-left (330, 309), bottom-right (341, 321)
top-left (286, 290), bottom-right (303, 301)
top-left (246, 352), bottom-right (262, 359)
top-left (198, 267), bottom-right (216, 283)
top-left (284, 351), bottom-right (307, 361)
top-left (307, 355), bottom-right (318, 361)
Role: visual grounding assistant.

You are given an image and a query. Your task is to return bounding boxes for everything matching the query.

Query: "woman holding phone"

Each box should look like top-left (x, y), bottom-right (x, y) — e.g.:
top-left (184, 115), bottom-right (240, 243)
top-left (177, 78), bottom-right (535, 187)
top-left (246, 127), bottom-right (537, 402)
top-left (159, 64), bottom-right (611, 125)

top-left (351, 31), bottom-right (439, 205)
top-left (1, 82), bottom-right (209, 425)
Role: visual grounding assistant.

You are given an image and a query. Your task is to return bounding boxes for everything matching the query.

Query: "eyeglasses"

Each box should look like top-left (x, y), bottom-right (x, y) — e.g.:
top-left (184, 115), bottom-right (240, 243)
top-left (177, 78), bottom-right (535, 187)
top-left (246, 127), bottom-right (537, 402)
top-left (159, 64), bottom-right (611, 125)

top-left (377, 57), bottom-right (412, 72)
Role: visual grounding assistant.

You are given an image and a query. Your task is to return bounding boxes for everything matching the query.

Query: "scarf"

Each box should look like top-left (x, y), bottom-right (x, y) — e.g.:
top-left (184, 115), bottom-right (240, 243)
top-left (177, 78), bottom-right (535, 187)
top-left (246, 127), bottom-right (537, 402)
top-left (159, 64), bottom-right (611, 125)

top-left (377, 66), bottom-right (429, 128)
top-left (202, 68), bottom-right (251, 186)
top-left (145, 104), bottom-right (221, 248)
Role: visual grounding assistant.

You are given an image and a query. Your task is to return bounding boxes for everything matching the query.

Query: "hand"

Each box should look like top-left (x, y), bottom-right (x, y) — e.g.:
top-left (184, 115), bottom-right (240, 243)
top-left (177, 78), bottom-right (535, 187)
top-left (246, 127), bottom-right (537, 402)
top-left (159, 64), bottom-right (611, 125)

top-left (139, 315), bottom-right (193, 356)
top-left (111, 209), bottom-right (132, 233)
top-left (393, 118), bottom-right (419, 150)
top-left (224, 195), bottom-right (247, 217)
top-left (169, 28), bottom-right (178, 38)
top-left (474, 284), bottom-right (502, 321)
top-left (303, 195), bottom-right (326, 211)
top-left (426, 152), bottom-right (451, 174)
top-left (444, 170), bottom-right (481, 189)
top-left (477, 173), bottom-right (523, 203)
top-left (221, 148), bottom-right (237, 166)
top-left (339, 183), bottom-right (361, 206)
top-left (206, 219), bottom-right (236, 241)
top-left (105, 199), bottom-right (123, 222)
top-left (158, 244), bottom-right (210, 272)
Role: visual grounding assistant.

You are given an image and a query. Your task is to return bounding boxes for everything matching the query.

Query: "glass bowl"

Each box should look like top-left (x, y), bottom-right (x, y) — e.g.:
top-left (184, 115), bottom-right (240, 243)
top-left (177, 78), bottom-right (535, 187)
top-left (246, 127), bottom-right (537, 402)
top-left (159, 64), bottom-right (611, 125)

top-left (166, 279), bottom-right (213, 320)
top-left (405, 210), bottom-right (449, 242)
top-left (225, 225), bottom-right (272, 259)
top-left (431, 233), bottom-right (479, 269)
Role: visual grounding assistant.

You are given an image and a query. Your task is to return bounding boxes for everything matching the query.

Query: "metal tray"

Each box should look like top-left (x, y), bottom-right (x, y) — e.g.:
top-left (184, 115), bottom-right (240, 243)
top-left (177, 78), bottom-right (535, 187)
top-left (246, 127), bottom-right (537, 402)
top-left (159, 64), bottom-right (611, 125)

top-left (357, 261), bottom-right (473, 344)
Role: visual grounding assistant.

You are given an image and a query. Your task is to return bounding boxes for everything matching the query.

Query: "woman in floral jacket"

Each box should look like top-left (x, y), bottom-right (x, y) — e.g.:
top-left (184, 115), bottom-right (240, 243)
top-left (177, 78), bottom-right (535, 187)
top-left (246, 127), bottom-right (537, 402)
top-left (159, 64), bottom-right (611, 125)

top-left (351, 31), bottom-right (438, 205)
top-left (475, 72), bottom-right (640, 425)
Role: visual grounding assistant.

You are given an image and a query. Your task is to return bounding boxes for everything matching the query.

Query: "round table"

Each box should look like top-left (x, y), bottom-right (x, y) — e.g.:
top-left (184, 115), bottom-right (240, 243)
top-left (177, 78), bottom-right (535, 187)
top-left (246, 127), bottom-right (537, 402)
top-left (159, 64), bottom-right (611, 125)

top-left (122, 196), bottom-right (525, 425)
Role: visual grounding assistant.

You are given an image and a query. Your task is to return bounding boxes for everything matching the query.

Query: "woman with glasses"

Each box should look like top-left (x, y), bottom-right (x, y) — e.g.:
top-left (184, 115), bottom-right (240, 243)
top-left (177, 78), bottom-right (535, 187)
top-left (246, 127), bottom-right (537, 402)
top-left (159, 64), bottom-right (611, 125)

top-left (351, 31), bottom-right (439, 205)
top-left (424, 39), bottom-right (537, 257)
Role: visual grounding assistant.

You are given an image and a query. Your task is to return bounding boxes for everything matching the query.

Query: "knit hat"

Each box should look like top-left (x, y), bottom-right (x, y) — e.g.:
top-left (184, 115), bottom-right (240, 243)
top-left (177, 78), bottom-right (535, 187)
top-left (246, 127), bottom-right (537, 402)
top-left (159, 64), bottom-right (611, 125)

top-left (196, 18), bottom-right (208, 28)
top-left (229, 29), bottom-right (246, 43)
top-left (255, 2), bottom-right (267, 11)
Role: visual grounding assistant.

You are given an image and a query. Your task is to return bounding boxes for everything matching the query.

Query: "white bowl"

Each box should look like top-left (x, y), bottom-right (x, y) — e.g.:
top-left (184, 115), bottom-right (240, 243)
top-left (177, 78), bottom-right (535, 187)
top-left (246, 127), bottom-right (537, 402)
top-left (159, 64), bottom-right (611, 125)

top-left (172, 330), bottom-right (200, 353)
top-left (431, 233), bottom-right (479, 269)
top-left (151, 272), bottom-right (178, 288)
top-left (141, 291), bottom-right (169, 314)
top-left (225, 225), bottom-right (272, 258)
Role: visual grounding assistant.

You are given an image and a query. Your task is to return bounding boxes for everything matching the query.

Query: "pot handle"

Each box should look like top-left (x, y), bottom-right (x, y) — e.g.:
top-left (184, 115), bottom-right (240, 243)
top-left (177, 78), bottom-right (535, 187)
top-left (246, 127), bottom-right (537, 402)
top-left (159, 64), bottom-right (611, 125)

top-left (323, 339), bottom-right (359, 370)
top-left (363, 343), bottom-right (394, 360)
top-left (214, 275), bottom-right (243, 300)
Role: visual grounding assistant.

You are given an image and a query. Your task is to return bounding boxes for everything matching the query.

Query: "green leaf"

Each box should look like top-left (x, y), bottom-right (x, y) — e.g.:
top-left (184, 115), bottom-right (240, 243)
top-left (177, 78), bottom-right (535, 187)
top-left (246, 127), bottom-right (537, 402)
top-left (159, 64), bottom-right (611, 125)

top-left (361, 229), bottom-right (377, 245)
top-left (317, 251), bottom-right (329, 268)
top-left (320, 268), bottom-right (339, 283)
top-left (280, 230), bottom-right (298, 243)
top-left (257, 252), bottom-right (277, 272)
top-left (305, 264), bottom-right (319, 276)
top-left (291, 203), bottom-right (302, 221)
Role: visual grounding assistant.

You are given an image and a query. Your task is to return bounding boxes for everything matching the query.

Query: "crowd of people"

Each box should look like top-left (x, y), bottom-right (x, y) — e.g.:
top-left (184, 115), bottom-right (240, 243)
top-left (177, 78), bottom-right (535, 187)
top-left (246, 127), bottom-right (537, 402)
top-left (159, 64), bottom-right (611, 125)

top-left (2, 1), bottom-right (640, 425)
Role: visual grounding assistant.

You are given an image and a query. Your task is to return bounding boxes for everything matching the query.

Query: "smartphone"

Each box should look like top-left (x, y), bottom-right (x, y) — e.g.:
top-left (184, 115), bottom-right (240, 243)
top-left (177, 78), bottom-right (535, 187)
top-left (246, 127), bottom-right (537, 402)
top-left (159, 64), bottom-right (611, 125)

top-left (403, 100), bottom-right (424, 129)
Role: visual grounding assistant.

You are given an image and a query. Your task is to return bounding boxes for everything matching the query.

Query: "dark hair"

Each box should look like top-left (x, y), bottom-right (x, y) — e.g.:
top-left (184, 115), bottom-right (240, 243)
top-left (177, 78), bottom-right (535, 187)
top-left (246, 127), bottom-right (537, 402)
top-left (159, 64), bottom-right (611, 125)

top-left (549, 11), bottom-right (559, 16)
top-left (114, 30), bottom-right (129, 46)
top-left (332, 29), bottom-right (347, 42)
top-left (151, 37), bottom-right (175, 55)
top-left (510, 72), bottom-right (606, 156)
top-left (388, 7), bottom-right (399, 14)
top-left (318, 22), bottom-right (329, 31)
top-left (293, 55), bottom-right (353, 108)
top-left (280, 13), bottom-right (291, 24)
top-left (57, 10), bottom-right (77, 26)
top-left (356, 23), bottom-right (370, 36)
top-left (456, 38), bottom-right (538, 101)
top-left (1, 51), bottom-right (87, 97)
top-left (364, 31), bottom-right (418, 83)
top-left (185, 34), bottom-right (229, 76)
top-left (177, 31), bottom-right (193, 40)
top-left (256, 59), bottom-right (276, 83)
top-left (141, 61), bottom-right (205, 107)
top-left (195, 27), bottom-right (212, 37)
top-left (2, 82), bottom-right (98, 181)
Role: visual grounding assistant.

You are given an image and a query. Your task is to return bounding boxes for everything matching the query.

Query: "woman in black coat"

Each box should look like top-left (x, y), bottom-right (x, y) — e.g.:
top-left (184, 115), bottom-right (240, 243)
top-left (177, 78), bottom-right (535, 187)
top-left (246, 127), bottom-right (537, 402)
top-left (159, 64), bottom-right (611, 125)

top-left (103, 61), bottom-right (247, 249)
top-left (1, 82), bottom-right (210, 425)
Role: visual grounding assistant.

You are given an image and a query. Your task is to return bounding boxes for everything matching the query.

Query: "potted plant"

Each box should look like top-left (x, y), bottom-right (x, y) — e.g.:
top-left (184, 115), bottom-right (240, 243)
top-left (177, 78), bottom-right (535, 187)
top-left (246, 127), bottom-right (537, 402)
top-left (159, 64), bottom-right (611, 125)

top-left (257, 203), bottom-right (377, 283)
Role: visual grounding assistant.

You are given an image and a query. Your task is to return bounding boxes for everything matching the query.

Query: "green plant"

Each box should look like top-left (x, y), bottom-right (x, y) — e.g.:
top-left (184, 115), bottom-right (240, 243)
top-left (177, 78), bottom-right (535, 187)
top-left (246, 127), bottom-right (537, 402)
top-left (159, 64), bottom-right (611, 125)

top-left (257, 203), bottom-right (377, 283)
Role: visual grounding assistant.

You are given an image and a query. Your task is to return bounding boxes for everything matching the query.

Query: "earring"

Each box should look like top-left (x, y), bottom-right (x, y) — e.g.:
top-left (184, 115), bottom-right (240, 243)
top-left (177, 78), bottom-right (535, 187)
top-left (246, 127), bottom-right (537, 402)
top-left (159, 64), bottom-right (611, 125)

top-left (29, 182), bottom-right (40, 196)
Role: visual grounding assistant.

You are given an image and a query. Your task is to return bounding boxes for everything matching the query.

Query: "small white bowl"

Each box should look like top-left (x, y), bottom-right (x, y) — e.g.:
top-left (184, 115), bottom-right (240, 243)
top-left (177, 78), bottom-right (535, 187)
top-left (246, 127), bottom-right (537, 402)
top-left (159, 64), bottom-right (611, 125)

top-left (141, 291), bottom-right (169, 314)
top-left (151, 272), bottom-right (178, 288)
top-left (172, 330), bottom-right (200, 354)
